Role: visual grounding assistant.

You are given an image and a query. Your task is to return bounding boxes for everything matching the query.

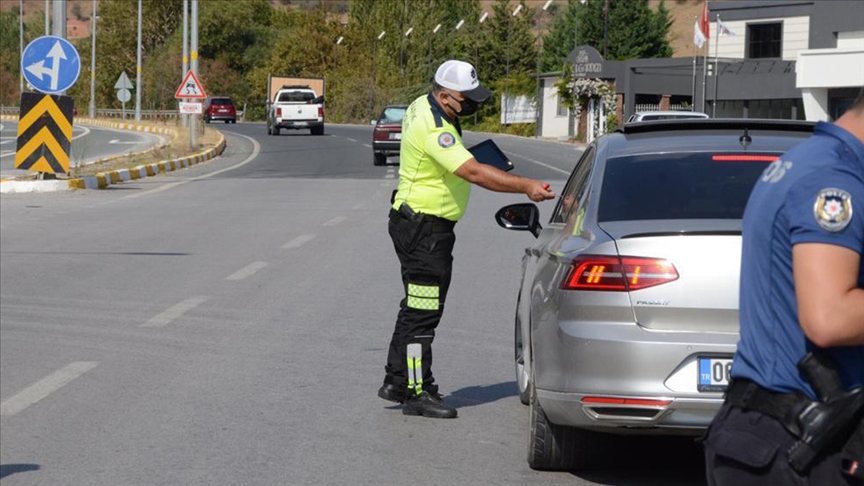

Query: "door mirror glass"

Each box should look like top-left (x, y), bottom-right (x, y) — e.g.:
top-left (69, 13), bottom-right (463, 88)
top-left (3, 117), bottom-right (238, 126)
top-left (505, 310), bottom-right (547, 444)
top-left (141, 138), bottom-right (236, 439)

top-left (495, 203), bottom-right (542, 238)
top-left (370, 120), bottom-right (377, 126)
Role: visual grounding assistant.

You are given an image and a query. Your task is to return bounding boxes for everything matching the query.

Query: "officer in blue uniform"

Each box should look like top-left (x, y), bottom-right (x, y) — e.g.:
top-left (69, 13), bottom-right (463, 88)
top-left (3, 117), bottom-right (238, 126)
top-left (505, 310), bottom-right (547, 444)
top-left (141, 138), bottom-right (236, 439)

top-left (703, 92), bottom-right (864, 484)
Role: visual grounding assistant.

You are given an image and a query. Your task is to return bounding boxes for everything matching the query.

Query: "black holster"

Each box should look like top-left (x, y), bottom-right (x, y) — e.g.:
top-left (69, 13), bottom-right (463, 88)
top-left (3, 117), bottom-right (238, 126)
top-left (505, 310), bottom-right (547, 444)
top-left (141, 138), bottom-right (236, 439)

top-left (842, 418), bottom-right (864, 478)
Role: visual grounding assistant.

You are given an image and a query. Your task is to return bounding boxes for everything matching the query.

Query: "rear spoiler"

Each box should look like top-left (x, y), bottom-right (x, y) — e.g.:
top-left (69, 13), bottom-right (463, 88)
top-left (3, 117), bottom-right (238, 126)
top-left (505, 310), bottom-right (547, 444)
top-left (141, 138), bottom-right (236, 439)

top-left (615, 119), bottom-right (816, 135)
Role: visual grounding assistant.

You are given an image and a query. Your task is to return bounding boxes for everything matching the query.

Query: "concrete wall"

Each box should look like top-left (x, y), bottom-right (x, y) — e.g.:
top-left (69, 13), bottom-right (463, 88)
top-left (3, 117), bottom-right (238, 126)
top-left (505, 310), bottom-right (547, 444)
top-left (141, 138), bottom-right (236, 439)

top-left (708, 16), bottom-right (809, 60)
top-left (538, 78), bottom-right (571, 140)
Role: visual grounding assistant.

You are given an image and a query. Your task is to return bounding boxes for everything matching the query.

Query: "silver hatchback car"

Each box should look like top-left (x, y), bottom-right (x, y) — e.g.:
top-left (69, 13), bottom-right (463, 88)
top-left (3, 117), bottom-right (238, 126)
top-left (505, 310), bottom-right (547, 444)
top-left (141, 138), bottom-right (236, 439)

top-left (495, 119), bottom-right (814, 471)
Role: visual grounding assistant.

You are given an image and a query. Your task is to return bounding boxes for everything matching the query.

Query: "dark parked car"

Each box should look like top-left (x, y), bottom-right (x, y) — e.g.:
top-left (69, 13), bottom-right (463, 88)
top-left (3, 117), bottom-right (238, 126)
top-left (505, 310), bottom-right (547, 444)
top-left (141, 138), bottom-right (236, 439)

top-left (204, 97), bottom-right (236, 124)
top-left (495, 119), bottom-right (814, 471)
top-left (372, 105), bottom-right (407, 166)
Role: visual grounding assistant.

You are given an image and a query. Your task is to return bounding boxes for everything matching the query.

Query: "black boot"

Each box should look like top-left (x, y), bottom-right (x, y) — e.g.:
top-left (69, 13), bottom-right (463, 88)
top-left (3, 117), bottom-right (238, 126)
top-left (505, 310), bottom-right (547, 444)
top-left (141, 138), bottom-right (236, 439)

top-left (402, 391), bottom-right (458, 419)
top-left (378, 383), bottom-right (407, 404)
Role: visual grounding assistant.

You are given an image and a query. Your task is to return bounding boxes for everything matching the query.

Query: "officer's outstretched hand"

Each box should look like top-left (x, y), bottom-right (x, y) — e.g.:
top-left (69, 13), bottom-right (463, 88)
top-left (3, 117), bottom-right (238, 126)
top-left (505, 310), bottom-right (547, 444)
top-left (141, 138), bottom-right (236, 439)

top-left (526, 181), bottom-right (555, 202)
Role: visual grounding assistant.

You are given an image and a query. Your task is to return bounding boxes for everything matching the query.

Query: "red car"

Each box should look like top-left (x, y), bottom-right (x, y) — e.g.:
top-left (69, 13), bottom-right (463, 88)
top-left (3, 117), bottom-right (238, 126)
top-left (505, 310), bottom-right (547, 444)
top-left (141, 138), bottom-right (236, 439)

top-left (204, 97), bottom-right (237, 124)
top-left (372, 105), bottom-right (407, 166)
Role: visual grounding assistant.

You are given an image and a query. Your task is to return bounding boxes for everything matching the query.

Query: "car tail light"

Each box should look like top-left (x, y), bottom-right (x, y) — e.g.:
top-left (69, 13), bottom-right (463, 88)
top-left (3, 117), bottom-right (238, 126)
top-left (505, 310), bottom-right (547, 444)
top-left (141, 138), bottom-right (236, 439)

top-left (277, 107), bottom-right (282, 117)
top-left (582, 397), bottom-right (672, 407)
top-left (318, 107), bottom-right (324, 117)
top-left (561, 255), bottom-right (678, 291)
top-left (373, 129), bottom-right (389, 141)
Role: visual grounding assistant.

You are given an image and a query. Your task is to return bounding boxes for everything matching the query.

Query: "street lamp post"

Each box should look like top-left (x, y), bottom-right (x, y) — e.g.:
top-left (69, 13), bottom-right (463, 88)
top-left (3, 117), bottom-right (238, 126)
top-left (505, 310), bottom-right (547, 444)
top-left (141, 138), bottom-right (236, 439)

top-left (190, 0), bottom-right (198, 148)
top-left (335, 36), bottom-right (343, 114)
top-left (371, 30), bottom-right (386, 120)
top-left (402, 27), bottom-right (412, 88)
top-left (451, 19), bottom-right (464, 59)
top-left (181, 0), bottom-right (188, 127)
top-left (534, 0), bottom-right (554, 137)
top-left (135, 0), bottom-right (142, 121)
top-left (475, 12), bottom-right (488, 125)
top-left (504, 4), bottom-right (523, 126)
top-left (19, 0), bottom-right (24, 94)
top-left (428, 23), bottom-right (442, 81)
top-left (89, 0), bottom-right (97, 118)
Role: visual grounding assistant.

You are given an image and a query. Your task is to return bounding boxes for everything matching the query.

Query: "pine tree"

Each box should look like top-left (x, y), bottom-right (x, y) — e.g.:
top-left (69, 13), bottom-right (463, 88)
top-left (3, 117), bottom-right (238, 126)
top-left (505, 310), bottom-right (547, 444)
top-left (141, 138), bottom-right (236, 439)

top-left (538, 0), bottom-right (581, 73)
top-left (576, 0), bottom-right (672, 61)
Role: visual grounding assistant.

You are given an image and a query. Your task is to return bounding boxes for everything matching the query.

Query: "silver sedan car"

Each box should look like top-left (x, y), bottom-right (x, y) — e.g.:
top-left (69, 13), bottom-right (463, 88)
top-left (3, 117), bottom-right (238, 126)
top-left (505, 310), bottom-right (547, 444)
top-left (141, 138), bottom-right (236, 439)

top-left (495, 119), bottom-right (814, 471)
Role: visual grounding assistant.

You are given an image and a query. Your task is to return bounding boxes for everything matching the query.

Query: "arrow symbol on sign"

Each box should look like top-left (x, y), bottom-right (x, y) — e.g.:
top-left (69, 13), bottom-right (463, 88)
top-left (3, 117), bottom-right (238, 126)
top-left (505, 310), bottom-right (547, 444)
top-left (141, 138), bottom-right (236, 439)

top-left (26, 41), bottom-right (66, 91)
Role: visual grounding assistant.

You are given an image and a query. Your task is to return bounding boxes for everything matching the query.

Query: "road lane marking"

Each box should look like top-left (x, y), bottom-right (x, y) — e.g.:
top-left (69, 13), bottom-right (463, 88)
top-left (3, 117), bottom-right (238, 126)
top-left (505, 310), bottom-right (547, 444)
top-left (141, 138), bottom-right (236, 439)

top-left (346, 138), bottom-right (357, 142)
top-left (1, 362), bottom-right (99, 417)
top-left (385, 174), bottom-right (395, 179)
top-left (502, 150), bottom-right (570, 176)
top-left (225, 261), bottom-right (268, 281)
top-left (282, 234), bottom-right (317, 250)
top-left (323, 216), bottom-right (346, 226)
top-left (123, 132), bottom-right (261, 200)
top-left (142, 296), bottom-right (208, 327)
top-left (363, 144), bottom-right (372, 148)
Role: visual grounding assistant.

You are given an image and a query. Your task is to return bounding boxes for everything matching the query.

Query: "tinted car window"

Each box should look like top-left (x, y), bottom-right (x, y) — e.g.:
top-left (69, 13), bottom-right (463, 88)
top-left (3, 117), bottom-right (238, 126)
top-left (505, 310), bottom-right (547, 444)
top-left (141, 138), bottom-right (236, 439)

top-left (379, 107), bottom-right (406, 124)
top-left (640, 114), bottom-right (704, 121)
top-left (598, 153), bottom-right (780, 222)
top-left (278, 92), bottom-right (314, 102)
top-left (209, 98), bottom-right (232, 106)
top-left (550, 146), bottom-right (595, 224)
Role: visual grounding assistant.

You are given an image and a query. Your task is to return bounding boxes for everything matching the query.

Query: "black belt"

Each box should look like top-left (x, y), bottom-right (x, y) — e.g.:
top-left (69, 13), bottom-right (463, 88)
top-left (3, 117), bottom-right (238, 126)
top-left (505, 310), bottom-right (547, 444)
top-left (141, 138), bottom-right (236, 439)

top-left (389, 208), bottom-right (455, 233)
top-left (725, 379), bottom-right (813, 437)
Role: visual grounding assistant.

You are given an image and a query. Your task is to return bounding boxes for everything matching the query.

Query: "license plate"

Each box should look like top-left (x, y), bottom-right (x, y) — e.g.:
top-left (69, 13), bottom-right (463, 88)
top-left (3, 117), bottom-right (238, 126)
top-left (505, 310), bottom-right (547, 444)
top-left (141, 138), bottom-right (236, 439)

top-left (698, 357), bottom-right (732, 392)
top-left (292, 121), bottom-right (308, 127)
top-left (393, 133), bottom-right (402, 140)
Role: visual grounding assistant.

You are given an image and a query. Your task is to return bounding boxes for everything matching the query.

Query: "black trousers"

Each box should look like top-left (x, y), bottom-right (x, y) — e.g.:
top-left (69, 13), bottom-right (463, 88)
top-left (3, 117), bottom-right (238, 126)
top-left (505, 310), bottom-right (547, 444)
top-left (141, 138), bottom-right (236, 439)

top-left (704, 403), bottom-right (855, 485)
top-left (384, 209), bottom-right (456, 397)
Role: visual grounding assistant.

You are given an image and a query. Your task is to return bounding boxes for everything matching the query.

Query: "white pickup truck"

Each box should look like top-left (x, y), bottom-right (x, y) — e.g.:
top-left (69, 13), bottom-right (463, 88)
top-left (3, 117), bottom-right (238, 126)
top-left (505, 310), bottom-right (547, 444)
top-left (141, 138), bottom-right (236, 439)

top-left (266, 85), bottom-right (325, 136)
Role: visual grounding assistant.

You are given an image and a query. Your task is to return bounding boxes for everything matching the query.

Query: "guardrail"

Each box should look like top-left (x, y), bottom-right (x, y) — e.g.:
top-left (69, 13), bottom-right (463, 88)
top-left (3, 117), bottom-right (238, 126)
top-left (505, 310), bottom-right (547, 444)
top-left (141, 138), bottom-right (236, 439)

top-left (1, 106), bottom-right (244, 121)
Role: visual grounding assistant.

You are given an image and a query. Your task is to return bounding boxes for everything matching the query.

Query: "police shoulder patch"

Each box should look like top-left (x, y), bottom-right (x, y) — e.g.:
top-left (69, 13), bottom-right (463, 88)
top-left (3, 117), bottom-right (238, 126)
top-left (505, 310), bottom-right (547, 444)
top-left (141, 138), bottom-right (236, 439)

top-left (438, 132), bottom-right (455, 148)
top-left (813, 188), bottom-right (853, 232)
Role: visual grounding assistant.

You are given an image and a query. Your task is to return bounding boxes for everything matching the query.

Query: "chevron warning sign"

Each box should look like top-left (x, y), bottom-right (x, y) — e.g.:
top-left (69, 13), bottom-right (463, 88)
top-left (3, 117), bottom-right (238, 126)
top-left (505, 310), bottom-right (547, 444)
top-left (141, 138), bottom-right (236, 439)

top-left (15, 92), bottom-right (74, 174)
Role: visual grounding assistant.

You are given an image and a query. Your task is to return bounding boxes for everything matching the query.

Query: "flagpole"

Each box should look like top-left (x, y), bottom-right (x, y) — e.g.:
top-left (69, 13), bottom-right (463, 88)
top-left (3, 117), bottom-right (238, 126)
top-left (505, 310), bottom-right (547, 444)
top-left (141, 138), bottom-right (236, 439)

top-left (702, 37), bottom-right (708, 113)
top-left (713, 14), bottom-right (720, 117)
top-left (692, 15), bottom-right (697, 112)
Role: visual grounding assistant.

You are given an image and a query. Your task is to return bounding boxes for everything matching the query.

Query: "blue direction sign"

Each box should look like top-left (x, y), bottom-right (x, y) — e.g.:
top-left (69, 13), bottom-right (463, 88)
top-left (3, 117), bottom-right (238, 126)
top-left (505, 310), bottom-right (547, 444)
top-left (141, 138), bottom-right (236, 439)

top-left (21, 36), bottom-right (81, 95)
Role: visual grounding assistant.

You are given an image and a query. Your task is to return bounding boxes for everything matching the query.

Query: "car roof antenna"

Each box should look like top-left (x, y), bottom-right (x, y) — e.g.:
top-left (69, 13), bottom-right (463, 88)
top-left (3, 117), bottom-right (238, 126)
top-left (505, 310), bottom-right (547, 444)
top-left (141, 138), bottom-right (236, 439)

top-left (740, 128), bottom-right (752, 149)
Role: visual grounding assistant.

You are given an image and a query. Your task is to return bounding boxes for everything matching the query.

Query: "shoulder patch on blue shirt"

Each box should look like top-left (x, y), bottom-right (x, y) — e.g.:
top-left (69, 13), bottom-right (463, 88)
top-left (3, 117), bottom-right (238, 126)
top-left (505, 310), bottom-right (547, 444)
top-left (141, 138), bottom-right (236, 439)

top-left (438, 132), bottom-right (455, 148)
top-left (814, 188), bottom-right (853, 232)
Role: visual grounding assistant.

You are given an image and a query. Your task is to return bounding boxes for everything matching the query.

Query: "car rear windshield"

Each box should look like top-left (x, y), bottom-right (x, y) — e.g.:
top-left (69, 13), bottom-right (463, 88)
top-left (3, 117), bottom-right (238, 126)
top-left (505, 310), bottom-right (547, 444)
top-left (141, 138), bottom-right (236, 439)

top-left (210, 98), bottom-right (232, 106)
top-left (379, 107), bottom-right (406, 124)
top-left (278, 92), bottom-right (315, 102)
top-left (598, 152), bottom-right (780, 222)
top-left (640, 114), bottom-right (704, 121)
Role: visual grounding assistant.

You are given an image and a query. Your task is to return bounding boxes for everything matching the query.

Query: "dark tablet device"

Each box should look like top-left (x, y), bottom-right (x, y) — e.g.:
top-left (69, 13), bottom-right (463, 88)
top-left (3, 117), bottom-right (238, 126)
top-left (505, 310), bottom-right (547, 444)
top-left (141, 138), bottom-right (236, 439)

top-left (468, 140), bottom-right (514, 172)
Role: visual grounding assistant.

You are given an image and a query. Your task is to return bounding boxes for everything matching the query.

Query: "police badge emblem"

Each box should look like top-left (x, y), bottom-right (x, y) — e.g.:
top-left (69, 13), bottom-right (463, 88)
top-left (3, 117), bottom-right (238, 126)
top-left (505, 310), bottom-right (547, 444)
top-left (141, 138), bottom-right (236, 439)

top-left (813, 188), bottom-right (853, 232)
top-left (438, 132), bottom-right (455, 148)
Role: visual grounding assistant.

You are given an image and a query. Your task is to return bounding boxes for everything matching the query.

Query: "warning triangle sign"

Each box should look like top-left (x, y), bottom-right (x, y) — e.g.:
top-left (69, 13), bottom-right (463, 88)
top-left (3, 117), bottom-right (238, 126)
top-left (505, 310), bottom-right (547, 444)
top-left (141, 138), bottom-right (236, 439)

top-left (174, 71), bottom-right (207, 99)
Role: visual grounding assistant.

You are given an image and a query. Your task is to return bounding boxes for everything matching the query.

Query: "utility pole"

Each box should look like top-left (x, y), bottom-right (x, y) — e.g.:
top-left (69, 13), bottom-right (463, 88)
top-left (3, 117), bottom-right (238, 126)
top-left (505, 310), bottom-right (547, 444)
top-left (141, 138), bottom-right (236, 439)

top-left (135, 0), bottom-right (142, 121)
top-left (45, 0), bottom-right (49, 35)
top-left (190, 0), bottom-right (198, 148)
top-left (52, 0), bottom-right (67, 94)
top-left (504, 4), bottom-right (523, 126)
top-left (19, 0), bottom-right (24, 94)
top-left (89, 0), bottom-right (97, 118)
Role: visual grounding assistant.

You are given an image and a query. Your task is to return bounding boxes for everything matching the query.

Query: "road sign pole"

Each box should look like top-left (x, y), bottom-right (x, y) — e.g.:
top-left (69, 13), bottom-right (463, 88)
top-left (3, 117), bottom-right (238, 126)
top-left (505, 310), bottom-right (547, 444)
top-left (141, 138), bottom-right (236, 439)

top-left (135, 0), bottom-right (142, 122)
top-left (182, 0), bottom-right (189, 128)
top-left (190, 0), bottom-right (198, 149)
top-left (52, 0), bottom-right (66, 95)
top-left (89, 0), bottom-right (97, 119)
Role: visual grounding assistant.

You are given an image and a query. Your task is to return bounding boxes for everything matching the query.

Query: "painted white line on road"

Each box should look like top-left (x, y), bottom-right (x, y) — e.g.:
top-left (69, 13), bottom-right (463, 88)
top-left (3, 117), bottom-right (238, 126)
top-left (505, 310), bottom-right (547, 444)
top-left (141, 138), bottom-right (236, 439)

top-left (385, 174), bottom-right (395, 179)
top-left (141, 296), bottom-right (209, 328)
top-left (282, 234), bottom-right (317, 250)
top-left (123, 132), bottom-right (260, 200)
top-left (363, 144), bottom-right (372, 148)
top-left (323, 216), bottom-right (347, 227)
top-left (1, 361), bottom-right (99, 417)
top-left (225, 261), bottom-right (269, 281)
top-left (346, 138), bottom-right (357, 142)
top-left (502, 150), bottom-right (570, 176)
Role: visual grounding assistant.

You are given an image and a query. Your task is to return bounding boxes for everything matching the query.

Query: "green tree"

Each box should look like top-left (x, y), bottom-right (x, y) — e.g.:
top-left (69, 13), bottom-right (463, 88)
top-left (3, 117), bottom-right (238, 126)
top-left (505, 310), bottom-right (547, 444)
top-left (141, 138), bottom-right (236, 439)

top-left (576, 0), bottom-right (672, 61)
top-left (538, 0), bottom-right (581, 73)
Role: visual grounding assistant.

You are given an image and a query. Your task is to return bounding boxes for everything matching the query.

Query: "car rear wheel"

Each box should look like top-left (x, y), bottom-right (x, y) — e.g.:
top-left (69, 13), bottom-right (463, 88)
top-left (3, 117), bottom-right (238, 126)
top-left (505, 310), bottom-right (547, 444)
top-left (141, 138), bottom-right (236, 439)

top-left (527, 385), bottom-right (594, 471)
top-left (373, 153), bottom-right (387, 166)
top-left (311, 125), bottom-right (324, 136)
top-left (515, 316), bottom-right (530, 406)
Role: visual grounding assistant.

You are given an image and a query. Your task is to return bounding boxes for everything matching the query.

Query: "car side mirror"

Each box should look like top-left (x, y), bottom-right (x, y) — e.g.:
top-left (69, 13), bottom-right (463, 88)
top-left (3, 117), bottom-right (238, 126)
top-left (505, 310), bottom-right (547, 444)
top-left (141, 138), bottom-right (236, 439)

top-left (370, 120), bottom-right (377, 126)
top-left (495, 203), bottom-right (542, 238)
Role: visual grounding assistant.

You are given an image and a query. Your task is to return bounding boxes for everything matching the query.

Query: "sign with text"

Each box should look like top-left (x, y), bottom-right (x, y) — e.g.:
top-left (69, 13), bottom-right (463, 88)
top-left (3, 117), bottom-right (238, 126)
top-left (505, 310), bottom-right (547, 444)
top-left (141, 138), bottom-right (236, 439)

top-left (568, 46), bottom-right (605, 79)
top-left (179, 102), bottom-right (202, 114)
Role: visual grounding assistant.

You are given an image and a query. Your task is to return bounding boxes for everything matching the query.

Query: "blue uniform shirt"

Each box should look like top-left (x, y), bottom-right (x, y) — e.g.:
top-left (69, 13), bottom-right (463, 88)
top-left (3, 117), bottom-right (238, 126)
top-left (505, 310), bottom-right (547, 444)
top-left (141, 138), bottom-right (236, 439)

top-left (733, 122), bottom-right (864, 399)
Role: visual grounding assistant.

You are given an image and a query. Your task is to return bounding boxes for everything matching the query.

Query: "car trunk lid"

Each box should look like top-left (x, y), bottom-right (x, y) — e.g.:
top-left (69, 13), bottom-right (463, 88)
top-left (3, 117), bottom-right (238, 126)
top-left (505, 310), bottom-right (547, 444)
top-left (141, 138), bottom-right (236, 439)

top-left (600, 220), bottom-right (742, 333)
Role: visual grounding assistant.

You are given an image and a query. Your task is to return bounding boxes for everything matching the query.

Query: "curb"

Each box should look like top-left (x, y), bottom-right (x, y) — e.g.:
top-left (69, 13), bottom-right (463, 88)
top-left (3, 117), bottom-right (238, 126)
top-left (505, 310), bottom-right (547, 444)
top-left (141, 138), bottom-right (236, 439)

top-left (1, 116), bottom-right (226, 194)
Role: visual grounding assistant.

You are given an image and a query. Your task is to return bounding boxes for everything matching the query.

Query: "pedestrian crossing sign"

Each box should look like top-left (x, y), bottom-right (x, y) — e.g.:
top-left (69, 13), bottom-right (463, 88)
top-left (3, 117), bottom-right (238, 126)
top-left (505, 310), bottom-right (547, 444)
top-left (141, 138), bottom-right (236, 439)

top-left (174, 70), bottom-right (207, 99)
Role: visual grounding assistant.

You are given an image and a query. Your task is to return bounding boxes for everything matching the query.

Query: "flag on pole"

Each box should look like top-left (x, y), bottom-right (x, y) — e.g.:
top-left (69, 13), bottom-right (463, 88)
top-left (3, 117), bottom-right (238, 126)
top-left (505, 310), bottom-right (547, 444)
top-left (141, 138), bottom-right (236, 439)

top-left (694, 20), bottom-right (707, 48)
top-left (717, 17), bottom-right (738, 37)
top-left (700, 2), bottom-right (710, 40)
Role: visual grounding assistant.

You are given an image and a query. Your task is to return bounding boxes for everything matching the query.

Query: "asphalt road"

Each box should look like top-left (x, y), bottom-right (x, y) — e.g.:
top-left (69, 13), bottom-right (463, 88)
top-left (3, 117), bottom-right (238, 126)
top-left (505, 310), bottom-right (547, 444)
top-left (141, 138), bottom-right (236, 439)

top-left (0, 120), bottom-right (165, 179)
top-left (0, 123), bottom-right (708, 485)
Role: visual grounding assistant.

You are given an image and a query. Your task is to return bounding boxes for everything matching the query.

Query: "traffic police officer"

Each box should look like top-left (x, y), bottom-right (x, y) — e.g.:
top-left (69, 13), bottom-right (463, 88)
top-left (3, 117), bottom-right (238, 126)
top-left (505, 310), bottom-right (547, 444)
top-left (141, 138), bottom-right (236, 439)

top-left (377, 60), bottom-right (555, 418)
top-left (704, 92), bottom-right (864, 483)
